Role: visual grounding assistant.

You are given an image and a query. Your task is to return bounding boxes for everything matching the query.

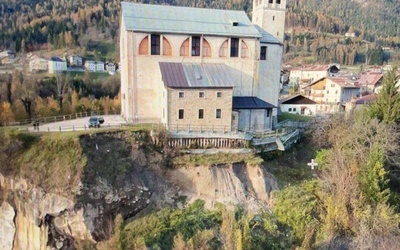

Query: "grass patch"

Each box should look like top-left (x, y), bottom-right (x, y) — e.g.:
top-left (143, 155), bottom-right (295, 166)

top-left (278, 112), bottom-right (313, 122)
top-left (173, 153), bottom-right (263, 167)
top-left (261, 138), bottom-right (316, 187)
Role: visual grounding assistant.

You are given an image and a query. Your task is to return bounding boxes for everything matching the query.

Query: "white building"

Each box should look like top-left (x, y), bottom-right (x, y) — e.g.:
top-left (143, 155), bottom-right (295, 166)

top-left (304, 77), bottom-right (361, 113)
top-left (95, 61), bottom-right (105, 72)
top-left (289, 64), bottom-right (340, 91)
top-left (106, 62), bottom-right (117, 74)
top-left (29, 56), bottom-right (48, 72)
top-left (280, 95), bottom-right (317, 116)
top-left (48, 57), bottom-right (67, 74)
top-left (120, 1), bottom-right (286, 131)
top-left (84, 60), bottom-right (96, 72)
top-left (68, 55), bottom-right (83, 67)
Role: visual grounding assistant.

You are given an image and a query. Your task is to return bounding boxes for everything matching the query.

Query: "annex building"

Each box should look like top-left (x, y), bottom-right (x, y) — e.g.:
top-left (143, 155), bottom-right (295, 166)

top-left (120, 1), bottom-right (286, 132)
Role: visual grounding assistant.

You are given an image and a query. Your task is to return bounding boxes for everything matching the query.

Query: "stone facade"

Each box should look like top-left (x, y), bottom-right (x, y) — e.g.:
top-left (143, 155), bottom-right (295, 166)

top-left (166, 88), bottom-right (232, 130)
top-left (120, 3), bottom-right (285, 131)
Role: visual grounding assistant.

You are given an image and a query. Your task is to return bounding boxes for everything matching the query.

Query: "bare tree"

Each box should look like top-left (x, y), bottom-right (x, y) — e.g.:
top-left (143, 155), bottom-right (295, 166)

top-left (11, 70), bottom-right (38, 119)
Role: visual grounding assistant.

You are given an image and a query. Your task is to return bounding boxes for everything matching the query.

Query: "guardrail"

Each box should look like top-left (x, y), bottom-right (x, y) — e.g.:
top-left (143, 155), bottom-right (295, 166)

top-left (3, 110), bottom-right (120, 127)
top-left (28, 122), bottom-right (154, 133)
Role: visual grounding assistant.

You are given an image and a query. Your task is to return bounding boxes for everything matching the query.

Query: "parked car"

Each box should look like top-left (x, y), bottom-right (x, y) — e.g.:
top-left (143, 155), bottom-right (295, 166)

top-left (88, 117), bottom-right (101, 128)
top-left (99, 117), bottom-right (105, 124)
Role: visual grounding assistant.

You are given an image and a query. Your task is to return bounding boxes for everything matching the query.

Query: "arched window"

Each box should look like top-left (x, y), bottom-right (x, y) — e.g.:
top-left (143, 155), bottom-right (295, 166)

top-left (241, 40), bottom-right (249, 58)
top-left (219, 40), bottom-right (228, 57)
top-left (180, 38), bottom-right (190, 56)
top-left (163, 37), bottom-right (172, 56)
top-left (202, 39), bottom-right (211, 57)
top-left (138, 36), bottom-right (149, 55)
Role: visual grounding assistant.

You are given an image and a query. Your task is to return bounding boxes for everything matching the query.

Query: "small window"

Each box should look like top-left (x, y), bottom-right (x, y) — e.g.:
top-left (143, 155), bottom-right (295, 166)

top-left (327, 90), bottom-right (329, 94)
top-left (178, 109), bottom-right (184, 119)
top-left (277, 0), bottom-right (281, 4)
top-left (179, 92), bottom-right (184, 98)
top-left (272, 16), bottom-right (275, 21)
top-left (198, 109), bottom-right (204, 119)
top-left (293, 108), bottom-right (297, 112)
top-left (335, 90), bottom-right (338, 94)
top-left (216, 109), bottom-right (222, 119)
top-left (331, 84), bottom-right (335, 87)
top-left (232, 115), bottom-right (236, 121)
top-left (151, 34), bottom-right (160, 55)
top-left (217, 92), bottom-right (222, 98)
top-left (199, 91), bottom-right (205, 98)
top-left (288, 108), bottom-right (292, 112)
top-left (230, 38), bottom-right (239, 57)
top-left (192, 36), bottom-right (201, 56)
top-left (260, 46), bottom-right (267, 60)
top-left (269, 0), bottom-right (273, 3)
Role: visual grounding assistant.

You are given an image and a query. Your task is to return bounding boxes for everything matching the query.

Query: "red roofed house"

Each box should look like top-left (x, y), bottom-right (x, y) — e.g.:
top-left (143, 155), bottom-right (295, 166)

top-left (345, 94), bottom-right (377, 115)
top-left (355, 71), bottom-right (383, 93)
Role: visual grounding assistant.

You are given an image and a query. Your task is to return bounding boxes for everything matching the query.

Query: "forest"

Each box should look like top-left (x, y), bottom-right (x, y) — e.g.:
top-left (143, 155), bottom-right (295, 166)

top-left (1, 0), bottom-right (399, 65)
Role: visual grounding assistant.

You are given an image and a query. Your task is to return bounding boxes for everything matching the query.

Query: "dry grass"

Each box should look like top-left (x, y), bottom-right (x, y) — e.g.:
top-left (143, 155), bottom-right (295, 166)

top-left (173, 153), bottom-right (263, 167)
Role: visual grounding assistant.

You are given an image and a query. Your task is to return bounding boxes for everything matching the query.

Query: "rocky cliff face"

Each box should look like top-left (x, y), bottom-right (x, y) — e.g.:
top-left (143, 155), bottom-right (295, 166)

top-left (0, 131), bottom-right (278, 249)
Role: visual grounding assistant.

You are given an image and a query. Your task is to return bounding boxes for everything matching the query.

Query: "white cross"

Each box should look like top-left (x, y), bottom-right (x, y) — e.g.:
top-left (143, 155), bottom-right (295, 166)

top-left (307, 159), bottom-right (318, 170)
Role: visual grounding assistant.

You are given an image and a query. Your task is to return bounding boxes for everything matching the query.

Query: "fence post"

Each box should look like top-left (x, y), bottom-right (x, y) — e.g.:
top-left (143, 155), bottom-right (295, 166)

top-left (59, 126), bottom-right (61, 132)
top-left (73, 125), bottom-right (75, 131)
top-left (48, 127), bottom-right (50, 132)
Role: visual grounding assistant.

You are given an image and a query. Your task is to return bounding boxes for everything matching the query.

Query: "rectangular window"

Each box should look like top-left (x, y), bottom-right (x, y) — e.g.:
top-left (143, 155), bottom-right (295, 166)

top-left (217, 92), bottom-right (222, 98)
top-left (269, 0), bottom-right (273, 3)
top-left (151, 34), bottom-right (160, 55)
top-left (216, 109), bottom-right (222, 119)
top-left (293, 108), bottom-right (297, 112)
top-left (288, 108), bottom-right (292, 112)
top-left (192, 36), bottom-right (201, 56)
top-left (331, 84), bottom-right (335, 87)
top-left (198, 109), bottom-right (204, 119)
top-left (276, 0), bottom-right (281, 4)
top-left (179, 92), bottom-right (184, 98)
top-left (199, 91), bottom-right (205, 98)
top-left (178, 109), bottom-right (184, 119)
top-left (335, 90), bottom-right (338, 94)
top-left (260, 46), bottom-right (267, 60)
top-left (230, 38), bottom-right (239, 57)
top-left (327, 90), bottom-right (329, 94)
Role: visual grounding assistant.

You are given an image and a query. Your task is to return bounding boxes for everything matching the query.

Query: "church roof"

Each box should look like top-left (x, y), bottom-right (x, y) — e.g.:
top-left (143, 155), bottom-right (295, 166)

top-left (159, 62), bottom-right (235, 88)
top-left (121, 2), bottom-right (277, 41)
top-left (233, 97), bottom-right (276, 109)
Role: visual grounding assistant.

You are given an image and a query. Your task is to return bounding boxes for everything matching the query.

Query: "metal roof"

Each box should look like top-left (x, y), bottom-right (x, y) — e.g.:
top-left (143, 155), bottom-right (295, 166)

top-left (280, 94), bottom-right (316, 105)
top-left (50, 56), bottom-right (64, 62)
top-left (232, 97), bottom-right (276, 109)
top-left (160, 62), bottom-right (235, 88)
top-left (253, 25), bottom-right (281, 44)
top-left (121, 2), bottom-right (262, 38)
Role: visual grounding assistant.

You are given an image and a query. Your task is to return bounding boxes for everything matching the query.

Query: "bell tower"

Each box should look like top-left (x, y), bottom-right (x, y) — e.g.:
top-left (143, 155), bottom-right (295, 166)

top-left (252, 0), bottom-right (286, 43)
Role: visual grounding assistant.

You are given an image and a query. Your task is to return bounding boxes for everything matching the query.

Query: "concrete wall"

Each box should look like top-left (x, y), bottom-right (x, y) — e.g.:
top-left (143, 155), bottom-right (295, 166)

top-left (167, 88), bottom-right (232, 130)
top-left (252, 0), bottom-right (286, 43)
top-left (281, 104), bottom-right (317, 116)
top-left (121, 30), bottom-right (282, 126)
top-left (237, 109), bottom-right (272, 131)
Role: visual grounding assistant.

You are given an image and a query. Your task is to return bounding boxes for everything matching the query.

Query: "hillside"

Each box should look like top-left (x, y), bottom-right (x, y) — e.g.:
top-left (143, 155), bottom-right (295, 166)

top-left (1, 0), bottom-right (399, 65)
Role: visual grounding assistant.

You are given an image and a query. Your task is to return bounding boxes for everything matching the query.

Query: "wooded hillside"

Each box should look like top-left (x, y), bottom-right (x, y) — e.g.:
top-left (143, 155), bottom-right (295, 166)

top-left (0, 0), bottom-right (399, 64)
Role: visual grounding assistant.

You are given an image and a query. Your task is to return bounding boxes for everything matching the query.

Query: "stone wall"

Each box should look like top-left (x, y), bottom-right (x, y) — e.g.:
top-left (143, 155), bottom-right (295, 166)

top-left (167, 88), bottom-right (232, 130)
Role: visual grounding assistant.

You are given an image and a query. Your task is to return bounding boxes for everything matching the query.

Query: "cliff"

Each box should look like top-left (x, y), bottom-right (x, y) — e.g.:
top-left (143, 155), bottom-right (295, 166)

top-left (0, 129), bottom-right (278, 249)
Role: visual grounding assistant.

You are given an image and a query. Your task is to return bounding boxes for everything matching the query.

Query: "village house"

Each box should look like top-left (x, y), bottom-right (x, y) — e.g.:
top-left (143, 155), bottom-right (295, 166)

top-left (84, 60), bottom-right (96, 72)
top-left (29, 55), bottom-right (48, 72)
top-left (288, 64), bottom-right (340, 93)
top-left (280, 94), bottom-right (317, 116)
top-left (355, 70), bottom-right (383, 93)
top-left (106, 62), bottom-right (117, 74)
top-left (95, 61), bottom-right (105, 72)
top-left (345, 94), bottom-right (377, 116)
top-left (48, 57), bottom-right (67, 74)
top-left (68, 55), bottom-right (83, 67)
top-left (120, 0), bottom-right (286, 132)
top-left (303, 77), bottom-right (361, 113)
top-left (0, 50), bottom-right (14, 59)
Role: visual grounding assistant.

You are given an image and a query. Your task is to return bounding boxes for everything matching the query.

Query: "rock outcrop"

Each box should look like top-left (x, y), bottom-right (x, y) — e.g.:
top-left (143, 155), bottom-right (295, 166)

top-left (0, 131), bottom-right (278, 249)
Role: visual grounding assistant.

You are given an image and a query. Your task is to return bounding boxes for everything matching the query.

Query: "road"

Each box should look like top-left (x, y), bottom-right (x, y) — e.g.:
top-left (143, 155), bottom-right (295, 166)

top-left (28, 115), bottom-right (127, 132)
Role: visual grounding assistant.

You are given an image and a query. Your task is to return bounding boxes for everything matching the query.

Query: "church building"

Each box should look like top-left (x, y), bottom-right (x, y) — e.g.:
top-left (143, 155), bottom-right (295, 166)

top-left (120, 0), bottom-right (286, 132)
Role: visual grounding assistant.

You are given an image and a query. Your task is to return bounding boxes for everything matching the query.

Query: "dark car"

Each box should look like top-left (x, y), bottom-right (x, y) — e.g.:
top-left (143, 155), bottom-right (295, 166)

top-left (99, 117), bottom-right (105, 124)
top-left (88, 117), bottom-right (101, 128)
